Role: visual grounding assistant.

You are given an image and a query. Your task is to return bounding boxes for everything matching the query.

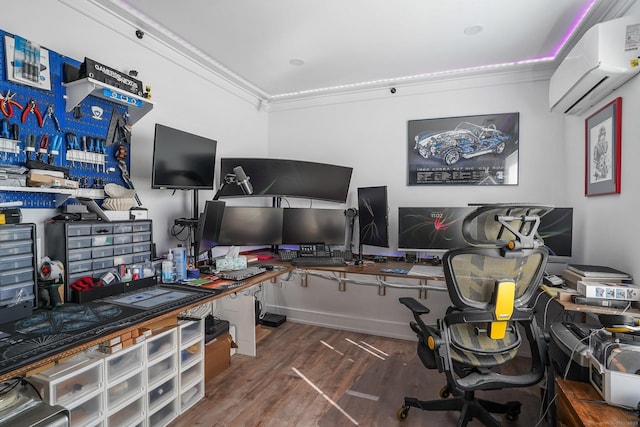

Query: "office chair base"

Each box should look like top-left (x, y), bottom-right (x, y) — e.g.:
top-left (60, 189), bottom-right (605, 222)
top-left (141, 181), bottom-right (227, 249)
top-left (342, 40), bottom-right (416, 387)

top-left (398, 393), bottom-right (521, 427)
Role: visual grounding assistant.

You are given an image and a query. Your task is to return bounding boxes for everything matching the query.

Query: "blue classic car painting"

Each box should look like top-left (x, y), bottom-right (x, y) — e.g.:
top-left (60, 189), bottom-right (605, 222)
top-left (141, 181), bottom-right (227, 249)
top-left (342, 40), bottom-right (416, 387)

top-left (413, 122), bottom-right (512, 165)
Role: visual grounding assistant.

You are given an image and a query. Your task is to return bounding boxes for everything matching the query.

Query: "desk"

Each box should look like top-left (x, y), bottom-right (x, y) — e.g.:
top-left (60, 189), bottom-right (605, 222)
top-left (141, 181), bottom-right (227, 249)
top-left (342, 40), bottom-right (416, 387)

top-left (555, 379), bottom-right (638, 427)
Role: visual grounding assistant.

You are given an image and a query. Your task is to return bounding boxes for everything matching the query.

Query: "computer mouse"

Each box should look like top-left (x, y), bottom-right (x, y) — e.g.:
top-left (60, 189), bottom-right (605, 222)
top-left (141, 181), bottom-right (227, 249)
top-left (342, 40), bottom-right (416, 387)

top-left (263, 265), bottom-right (274, 271)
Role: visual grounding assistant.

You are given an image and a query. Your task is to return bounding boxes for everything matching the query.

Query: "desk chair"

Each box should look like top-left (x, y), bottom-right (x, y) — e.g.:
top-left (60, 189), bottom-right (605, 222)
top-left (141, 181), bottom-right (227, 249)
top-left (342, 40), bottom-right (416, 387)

top-left (398, 204), bottom-right (551, 426)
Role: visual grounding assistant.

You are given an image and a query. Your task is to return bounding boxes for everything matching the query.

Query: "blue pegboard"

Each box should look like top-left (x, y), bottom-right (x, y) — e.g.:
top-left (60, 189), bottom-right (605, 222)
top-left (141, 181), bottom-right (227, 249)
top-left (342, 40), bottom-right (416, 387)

top-left (0, 28), bottom-right (133, 209)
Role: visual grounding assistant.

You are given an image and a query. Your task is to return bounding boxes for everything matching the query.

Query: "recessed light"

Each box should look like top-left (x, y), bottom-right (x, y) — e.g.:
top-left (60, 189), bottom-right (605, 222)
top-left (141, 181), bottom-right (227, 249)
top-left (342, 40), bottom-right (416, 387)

top-left (289, 58), bottom-right (305, 66)
top-left (464, 25), bottom-right (483, 36)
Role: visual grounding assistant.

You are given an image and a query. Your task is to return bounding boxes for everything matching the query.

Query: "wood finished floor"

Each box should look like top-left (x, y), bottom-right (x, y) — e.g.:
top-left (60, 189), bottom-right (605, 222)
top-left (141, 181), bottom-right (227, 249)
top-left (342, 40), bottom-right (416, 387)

top-left (169, 322), bottom-right (550, 427)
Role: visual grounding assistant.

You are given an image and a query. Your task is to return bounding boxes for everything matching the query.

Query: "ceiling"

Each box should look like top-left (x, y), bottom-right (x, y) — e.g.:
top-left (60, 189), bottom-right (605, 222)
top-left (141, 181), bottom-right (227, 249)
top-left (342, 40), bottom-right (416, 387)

top-left (91, 0), bottom-right (636, 102)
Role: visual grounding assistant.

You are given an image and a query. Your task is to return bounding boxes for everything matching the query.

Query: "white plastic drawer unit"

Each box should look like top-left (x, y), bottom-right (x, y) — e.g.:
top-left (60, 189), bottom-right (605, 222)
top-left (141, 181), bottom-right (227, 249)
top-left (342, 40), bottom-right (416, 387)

top-left (68, 259), bottom-right (93, 274)
top-left (68, 391), bottom-right (104, 427)
top-left (149, 399), bottom-right (178, 427)
top-left (132, 222), bottom-right (151, 233)
top-left (106, 370), bottom-right (144, 411)
top-left (148, 376), bottom-right (177, 413)
top-left (104, 343), bottom-right (144, 384)
top-left (180, 342), bottom-right (203, 368)
top-left (146, 328), bottom-right (177, 364)
top-left (180, 382), bottom-right (204, 413)
top-left (0, 267), bottom-right (32, 286)
top-left (0, 239), bottom-right (32, 257)
top-left (67, 236), bottom-right (92, 250)
top-left (107, 394), bottom-right (144, 427)
top-left (132, 243), bottom-right (150, 253)
top-left (92, 247), bottom-right (114, 259)
top-left (0, 253), bottom-right (33, 271)
top-left (148, 353), bottom-right (177, 386)
top-left (68, 248), bottom-right (92, 262)
top-left (0, 225), bottom-right (33, 242)
top-left (180, 320), bottom-right (202, 346)
top-left (29, 354), bottom-right (104, 407)
top-left (112, 244), bottom-right (133, 256)
top-left (180, 360), bottom-right (203, 389)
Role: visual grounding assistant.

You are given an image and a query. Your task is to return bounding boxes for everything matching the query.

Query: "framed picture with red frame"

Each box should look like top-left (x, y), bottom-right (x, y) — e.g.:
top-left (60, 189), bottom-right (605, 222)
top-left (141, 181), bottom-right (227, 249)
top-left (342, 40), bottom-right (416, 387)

top-left (585, 97), bottom-right (622, 196)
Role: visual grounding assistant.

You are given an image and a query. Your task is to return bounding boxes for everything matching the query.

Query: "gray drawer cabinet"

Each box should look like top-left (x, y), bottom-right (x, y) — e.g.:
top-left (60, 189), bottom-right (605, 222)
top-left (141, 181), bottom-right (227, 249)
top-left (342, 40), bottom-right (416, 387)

top-left (0, 223), bottom-right (37, 323)
top-left (45, 220), bottom-right (153, 301)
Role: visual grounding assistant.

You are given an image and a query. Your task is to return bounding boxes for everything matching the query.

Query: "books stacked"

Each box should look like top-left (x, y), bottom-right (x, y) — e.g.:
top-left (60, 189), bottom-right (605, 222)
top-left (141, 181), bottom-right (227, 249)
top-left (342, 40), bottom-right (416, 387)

top-left (562, 264), bottom-right (631, 289)
top-left (563, 264), bottom-right (635, 308)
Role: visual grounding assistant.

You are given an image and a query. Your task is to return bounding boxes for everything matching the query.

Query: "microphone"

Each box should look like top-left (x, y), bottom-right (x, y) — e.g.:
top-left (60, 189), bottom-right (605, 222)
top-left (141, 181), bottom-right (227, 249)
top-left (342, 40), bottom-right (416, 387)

top-left (233, 166), bottom-right (253, 195)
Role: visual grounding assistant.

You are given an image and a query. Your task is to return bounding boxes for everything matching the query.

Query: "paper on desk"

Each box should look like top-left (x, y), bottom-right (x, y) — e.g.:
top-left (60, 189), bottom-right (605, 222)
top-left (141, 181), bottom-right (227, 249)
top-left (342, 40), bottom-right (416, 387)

top-left (409, 265), bottom-right (445, 277)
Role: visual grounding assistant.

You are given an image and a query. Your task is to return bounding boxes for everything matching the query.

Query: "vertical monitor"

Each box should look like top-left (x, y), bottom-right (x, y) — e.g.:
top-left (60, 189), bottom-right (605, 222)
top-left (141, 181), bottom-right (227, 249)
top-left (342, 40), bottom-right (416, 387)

top-left (217, 207), bottom-right (283, 246)
top-left (282, 208), bottom-right (346, 245)
top-left (538, 207), bottom-right (573, 259)
top-left (357, 186), bottom-right (389, 248)
top-left (151, 124), bottom-right (217, 190)
top-left (398, 207), bottom-right (475, 252)
top-left (196, 200), bottom-right (226, 255)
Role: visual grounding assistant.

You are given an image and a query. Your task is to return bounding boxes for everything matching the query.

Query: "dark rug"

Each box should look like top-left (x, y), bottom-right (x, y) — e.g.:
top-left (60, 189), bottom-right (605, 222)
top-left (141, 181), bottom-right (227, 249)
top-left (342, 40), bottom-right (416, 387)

top-left (318, 355), bottom-right (548, 427)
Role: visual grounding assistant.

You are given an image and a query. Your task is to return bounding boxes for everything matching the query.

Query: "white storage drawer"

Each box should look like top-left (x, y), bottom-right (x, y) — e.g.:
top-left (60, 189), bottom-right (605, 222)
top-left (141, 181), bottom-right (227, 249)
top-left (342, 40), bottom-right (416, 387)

top-left (106, 370), bottom-right (144, 410)
top-left (147, 328), bottom-right (177, 364)
top-left (181, 360), bottom-right (203, 389)
top-left (0, 281), bottom-right (34, 303)
top-left (180, 381), bottom-right (204, 413)
top-left (68, 248), bottom-right (92, 262)
top-left (29, 354), bottom-right (103, 407)
top-left (104, 343), bottom-right (144, 384)
top-left (66, 224), bottom-right (93, 237)
top-left (68, 391), bottom-right (104, 427)
top-left (149, 398), bottom-right (178, 427)
top-left (148, 354), bottom-right (177, 386)
top-left (0, 226), bottom-right (33, 241)
top-left (0, 253), bottom-right (33, 271)
top-left (148, 376), bottom-right (177, 413)
top-left (180, 320), bottom-right (202, 346)
top-left (180, 342), bottom-right (203, 368)
top-left (107, 394), bottom-right (144, 427)
top-left (112, 223), bottom-right (133, 234)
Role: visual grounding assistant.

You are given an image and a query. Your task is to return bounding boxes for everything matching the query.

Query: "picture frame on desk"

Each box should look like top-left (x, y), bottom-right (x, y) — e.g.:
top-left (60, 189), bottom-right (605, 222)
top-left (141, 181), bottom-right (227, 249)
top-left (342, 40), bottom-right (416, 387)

top-left (585, 97), bottom-right (622, 196)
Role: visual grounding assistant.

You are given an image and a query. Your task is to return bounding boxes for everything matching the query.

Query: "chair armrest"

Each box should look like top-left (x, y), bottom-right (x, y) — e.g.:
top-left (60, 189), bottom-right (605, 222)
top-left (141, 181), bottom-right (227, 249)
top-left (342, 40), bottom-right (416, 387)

top-left (399, 297), bottom-right (430, 315)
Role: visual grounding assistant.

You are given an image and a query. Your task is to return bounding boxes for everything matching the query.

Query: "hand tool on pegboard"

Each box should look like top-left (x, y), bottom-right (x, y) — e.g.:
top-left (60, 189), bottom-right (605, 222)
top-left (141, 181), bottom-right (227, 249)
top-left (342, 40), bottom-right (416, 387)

top-left (43, 104), bottom-right (63, 133)
top-left (105, 107), bottom-right (130, 146)
top-left (48, 134), bottom-right (62, 165)
top-left (115, 143), bottom-right (142, 206)
top-left (21, 99), bottom-right (43, 127)
top-left (0, 89), bottom-right (23, 118)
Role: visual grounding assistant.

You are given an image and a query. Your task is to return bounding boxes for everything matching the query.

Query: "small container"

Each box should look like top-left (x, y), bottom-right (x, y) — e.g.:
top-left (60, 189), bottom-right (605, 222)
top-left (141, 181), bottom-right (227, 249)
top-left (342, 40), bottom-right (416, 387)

top-left (132, 267), bottom-right (140, 280)
top-left (162, 251), bottom-right (176, 283)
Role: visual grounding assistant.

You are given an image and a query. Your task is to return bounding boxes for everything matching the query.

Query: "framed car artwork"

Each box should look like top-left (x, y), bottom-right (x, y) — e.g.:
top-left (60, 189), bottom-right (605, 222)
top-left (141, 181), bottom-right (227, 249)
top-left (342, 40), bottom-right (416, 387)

top-left (407, 112), bottom-right (519, 185)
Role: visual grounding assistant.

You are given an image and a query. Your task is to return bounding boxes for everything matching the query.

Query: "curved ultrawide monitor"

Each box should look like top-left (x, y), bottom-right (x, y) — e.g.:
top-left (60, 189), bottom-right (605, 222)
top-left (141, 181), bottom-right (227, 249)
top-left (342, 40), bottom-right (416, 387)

top-left (217, 158), bottom-right (353, 203)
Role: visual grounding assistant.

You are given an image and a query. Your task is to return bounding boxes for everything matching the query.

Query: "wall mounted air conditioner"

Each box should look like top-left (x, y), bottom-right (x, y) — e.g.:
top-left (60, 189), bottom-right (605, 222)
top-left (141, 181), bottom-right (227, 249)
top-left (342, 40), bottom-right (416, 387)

top-left (549, 15), bottom-right (640, 115)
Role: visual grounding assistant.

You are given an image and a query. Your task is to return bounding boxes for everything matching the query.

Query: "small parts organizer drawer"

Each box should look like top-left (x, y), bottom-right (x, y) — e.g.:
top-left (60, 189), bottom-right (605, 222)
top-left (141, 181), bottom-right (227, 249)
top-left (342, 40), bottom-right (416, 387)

top-left (0, 224), bottom-right (36, 317)
top-left (45, 219), bottom-right (152, 302)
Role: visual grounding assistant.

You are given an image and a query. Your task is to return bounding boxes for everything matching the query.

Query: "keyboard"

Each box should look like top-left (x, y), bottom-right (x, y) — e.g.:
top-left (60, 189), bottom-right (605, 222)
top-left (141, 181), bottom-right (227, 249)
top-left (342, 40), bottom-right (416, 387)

top-left (291, 257), bottom-right (346, 267)
top-left (217, 266), bottom-right (266, 281)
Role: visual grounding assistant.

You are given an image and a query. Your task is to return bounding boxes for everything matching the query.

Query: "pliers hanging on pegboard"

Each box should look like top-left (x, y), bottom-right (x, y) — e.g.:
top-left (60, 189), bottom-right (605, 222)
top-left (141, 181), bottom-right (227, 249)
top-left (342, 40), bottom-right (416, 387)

top-left (48, 134), bottom-right (63, 165)
top-left (21, 99), bottom-right (44, 128)
top-left (36, 135), bottom-right (49, 162)
top-left (0, 90), bottom-right (23, 118)
top-left (115, 143), bottom-right (142, 206)
top-left (43, 105), bottom-right (63, 133)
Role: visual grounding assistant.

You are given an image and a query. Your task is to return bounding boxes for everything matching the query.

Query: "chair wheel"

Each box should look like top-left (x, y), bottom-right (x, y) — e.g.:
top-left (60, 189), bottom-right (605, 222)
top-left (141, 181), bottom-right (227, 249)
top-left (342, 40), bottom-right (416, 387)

top-left (506, 402), bottom-right (521, 421)
top-left (439, 386), bottom-right (450, 398)
top-left (397, 406), bottom-right (409, 420)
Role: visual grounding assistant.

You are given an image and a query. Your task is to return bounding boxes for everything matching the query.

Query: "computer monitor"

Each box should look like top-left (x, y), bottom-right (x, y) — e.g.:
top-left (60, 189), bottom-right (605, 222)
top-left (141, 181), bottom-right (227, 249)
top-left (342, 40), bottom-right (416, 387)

top-left (217, 158), bottom-right (353, 202)
top-left (397, 207), bottom-right (475, 252)
top-left (538, 207), bottom-right (573, 259)
top-left (282, 208), bottom-right (346, 245)
top-left (196, 200), bottom-right (226, 256)
top-left (151, 124), bottom-right (217, 190)
top-left (217, 207), bottom-right (284, 246)
top-left (357, 186), bottom-right (389, 248)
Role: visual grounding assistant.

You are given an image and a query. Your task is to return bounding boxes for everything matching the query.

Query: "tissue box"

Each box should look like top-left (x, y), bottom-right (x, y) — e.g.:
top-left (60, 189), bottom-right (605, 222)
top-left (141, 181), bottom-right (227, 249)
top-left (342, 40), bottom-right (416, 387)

top-left (215, 256), bottom-right (247, 271)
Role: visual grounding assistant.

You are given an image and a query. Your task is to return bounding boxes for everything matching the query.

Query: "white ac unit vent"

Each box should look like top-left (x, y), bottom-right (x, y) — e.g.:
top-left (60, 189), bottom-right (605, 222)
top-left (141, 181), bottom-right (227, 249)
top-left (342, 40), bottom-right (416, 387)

top-left (549, 15), bottom-right (640, 115)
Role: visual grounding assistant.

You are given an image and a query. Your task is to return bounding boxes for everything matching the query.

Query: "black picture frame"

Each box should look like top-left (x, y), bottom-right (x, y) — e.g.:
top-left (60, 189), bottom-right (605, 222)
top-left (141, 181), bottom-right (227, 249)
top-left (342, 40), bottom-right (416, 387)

top-left (407, 112), bottom-right (519, 185)
top-left (585, 97), bottom-right (622, 196)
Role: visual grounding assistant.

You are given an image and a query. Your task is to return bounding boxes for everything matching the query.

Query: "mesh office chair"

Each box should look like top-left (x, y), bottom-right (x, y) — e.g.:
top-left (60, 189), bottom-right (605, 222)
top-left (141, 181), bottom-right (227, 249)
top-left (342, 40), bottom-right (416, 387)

top-left (398, 204), bottom-right (551, 426)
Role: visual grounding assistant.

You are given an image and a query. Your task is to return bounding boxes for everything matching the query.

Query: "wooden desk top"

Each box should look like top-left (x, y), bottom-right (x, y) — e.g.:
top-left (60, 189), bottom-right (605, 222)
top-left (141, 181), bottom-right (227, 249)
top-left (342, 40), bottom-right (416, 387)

top-left (555, 379), bottom-right (638, 426)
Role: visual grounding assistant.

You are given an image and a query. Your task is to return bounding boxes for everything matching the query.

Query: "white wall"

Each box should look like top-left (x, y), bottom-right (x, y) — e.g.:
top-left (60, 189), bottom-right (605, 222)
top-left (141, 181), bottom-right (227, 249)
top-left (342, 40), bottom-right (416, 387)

top-left (3, 0), bottom-right (269, 259)
top-left (268, 72), bottom-right (569, 257)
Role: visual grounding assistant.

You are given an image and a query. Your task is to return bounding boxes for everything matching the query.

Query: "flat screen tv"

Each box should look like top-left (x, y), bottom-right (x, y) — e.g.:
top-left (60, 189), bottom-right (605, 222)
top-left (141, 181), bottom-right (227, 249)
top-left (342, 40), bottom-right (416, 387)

top-left (398, 207), bottom-right (475, 252)
top-left (282, 208), bottom-right (346, 245)
top-left (538, 207), bottom-right (573, 259)
top-left (151, 124), bottom-right (217, 190)
top-left (196, 200), bottom-right (226, 256)
top-left (357, 186), bottom-right (389, 248)
top-left (217, 158), bottom-right (353, 202)
top-left (218, 207), bottom-right (284, 246)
